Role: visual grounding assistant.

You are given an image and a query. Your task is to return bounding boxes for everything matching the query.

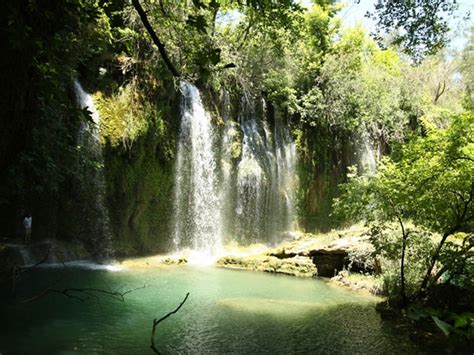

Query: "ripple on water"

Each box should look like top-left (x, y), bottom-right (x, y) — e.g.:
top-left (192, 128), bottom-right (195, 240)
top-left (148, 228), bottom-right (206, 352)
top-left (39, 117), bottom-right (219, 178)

top-left (0, 266), bottom-right (424, 354)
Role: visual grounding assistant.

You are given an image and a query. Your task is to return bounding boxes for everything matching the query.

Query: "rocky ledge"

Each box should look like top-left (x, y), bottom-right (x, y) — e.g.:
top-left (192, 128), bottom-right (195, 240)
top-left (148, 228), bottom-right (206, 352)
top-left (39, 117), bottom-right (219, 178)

top-left (0, 239), bottom-right (91, 283)
top-left (216, 255), bottom-right (317, 277)
top-left (216, 225), bottom-right (382, 294)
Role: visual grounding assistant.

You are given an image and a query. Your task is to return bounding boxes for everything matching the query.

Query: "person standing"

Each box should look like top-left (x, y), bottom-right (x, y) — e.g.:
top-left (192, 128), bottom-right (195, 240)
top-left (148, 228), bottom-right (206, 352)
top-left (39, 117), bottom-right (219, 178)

top-left (23, 213), bottom-right (32, 243)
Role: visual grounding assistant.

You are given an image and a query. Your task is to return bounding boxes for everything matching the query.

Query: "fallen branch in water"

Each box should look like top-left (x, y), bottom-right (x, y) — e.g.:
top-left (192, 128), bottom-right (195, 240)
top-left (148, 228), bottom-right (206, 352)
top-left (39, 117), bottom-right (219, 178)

top-left (150, 292), bottom-right (190, 354)
top-left (9, 245), bottom-right (52, 294)
top-left (21, 284), bottom-right (148, 304)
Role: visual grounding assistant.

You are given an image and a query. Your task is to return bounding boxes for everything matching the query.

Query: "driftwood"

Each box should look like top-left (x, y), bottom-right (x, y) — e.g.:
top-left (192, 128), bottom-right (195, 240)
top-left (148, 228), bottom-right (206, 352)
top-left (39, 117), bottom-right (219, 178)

top-left (150, 292), bottom-right (190, 354)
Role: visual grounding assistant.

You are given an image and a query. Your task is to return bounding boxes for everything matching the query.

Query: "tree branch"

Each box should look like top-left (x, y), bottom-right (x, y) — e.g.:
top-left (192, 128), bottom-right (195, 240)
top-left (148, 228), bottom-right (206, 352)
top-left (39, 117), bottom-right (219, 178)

top-left (396, 214), bottom-right (409, 306)
top-left (150, 292), bottom-right (189, 354)
top-left (433, 80), bottom-right (446, 103)
top-left (131, 0), bottom-right (180, 78)
top-left (9, 246), bottom-right (52, 294)
top-left (21, 284), bottom-right (148, 304)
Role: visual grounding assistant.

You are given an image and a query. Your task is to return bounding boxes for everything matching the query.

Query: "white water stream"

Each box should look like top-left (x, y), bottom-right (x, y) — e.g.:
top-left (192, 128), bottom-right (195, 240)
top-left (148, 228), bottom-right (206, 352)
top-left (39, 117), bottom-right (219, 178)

top-left (74, 81), bottom-right (114, 259)
top-left (172, 82), bottom-right (223, 257)
top-left (172, 83), bottom-right (298, 258)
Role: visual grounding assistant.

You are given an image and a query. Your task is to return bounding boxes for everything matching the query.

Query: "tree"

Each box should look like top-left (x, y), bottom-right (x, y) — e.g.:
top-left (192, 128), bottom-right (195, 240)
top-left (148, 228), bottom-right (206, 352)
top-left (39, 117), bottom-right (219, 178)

top-left (299, 26), bottom-right (413, 143)
top-left (334, 111), bottom-right (474, 305)
top-left (460, 26), bottom-right (474, 110)
top-left (367, 0), bottom-right (459, 60)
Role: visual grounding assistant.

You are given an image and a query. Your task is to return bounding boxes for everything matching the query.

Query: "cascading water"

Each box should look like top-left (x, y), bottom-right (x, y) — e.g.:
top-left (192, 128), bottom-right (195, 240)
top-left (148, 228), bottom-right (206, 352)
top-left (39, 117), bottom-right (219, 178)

top-left (360, 131), bottom-right (377, 176)
top-left (172, 83), bottom-right (298, 256)
top-left (234, 96), bottom-right (266, 243)
top-left (73, 81), bottom-right (114, 259)
top-left (218, 90), bottom-right (238, 240)
top-left (172, 82), bottom-right (223, 256)
top-left (273, 109), bottom-right (298, 232)
top-left (231, 98), bottom-right (297, 243)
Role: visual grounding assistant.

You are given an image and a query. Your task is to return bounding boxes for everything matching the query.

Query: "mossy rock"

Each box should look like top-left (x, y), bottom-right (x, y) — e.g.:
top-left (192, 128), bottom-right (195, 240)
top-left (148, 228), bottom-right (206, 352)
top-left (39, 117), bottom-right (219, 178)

top-left (162, 257), bottom-right (188, 265)
top-left (216, 254), bottom-right (317, 277)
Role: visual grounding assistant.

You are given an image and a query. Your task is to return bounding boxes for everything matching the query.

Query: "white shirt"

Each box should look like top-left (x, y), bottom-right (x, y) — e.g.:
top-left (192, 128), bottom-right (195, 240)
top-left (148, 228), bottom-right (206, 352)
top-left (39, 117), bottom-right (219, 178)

top-left (23, 217), bottom-right (32, 228)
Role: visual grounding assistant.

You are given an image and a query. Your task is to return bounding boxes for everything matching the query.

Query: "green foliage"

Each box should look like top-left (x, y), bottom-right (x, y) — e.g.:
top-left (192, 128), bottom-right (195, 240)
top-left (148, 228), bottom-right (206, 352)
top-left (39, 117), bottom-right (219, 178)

top-left (102, 94), bottom-right (177, 255)
top-left (337, 111), bottom-right (473, 234)
top-left (368, 225), bottom-right (437, 299)
top-left (369, 0), bottom-right (459, 60)
top-left (2, 0), bottom-right (472, 260)
top-left (300, 27), bottom-right (421, 142)
top-left (95, 83), bottom-right (149, 150)
top-left (334, 111), bottom-right (474, 301)
top-left (460, 26), bottom-right (474, 110)
top-left (0, 0), bottom-right (118, 239)
top-left (407, 304), bottom-right (474, 340)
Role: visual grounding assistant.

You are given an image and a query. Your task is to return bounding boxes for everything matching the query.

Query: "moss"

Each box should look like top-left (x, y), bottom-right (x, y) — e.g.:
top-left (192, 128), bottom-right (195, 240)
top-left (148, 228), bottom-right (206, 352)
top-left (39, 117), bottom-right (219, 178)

top-left (216, 254), bottom-right (317, 277)
top-left (293, 120), bottom-right (359, 232)
top-left (94, 85), bottom-right (149, 149)
top-left (227, 123), bottom-right (242, 160)
top-left (98, 86), bottom-right (179, 256)
top-left (269, 224), bottom-right (369, 257)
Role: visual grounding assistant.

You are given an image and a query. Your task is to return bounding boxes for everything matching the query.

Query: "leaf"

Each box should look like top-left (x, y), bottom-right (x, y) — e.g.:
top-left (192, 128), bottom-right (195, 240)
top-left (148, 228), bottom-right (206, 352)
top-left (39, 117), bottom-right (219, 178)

top-left (192, 0), bottom-right (207, 10)
top-left (432, 316), bottom-right (453, 336)
top-left (209, 0), bottom-right (219, 10)
top-left (454, 316), bottom-right (468, 328)
top-left (452, 313), bottom-right (474, 328)
top-left (186, 15), bottom-right (207, 34)
top-left (209, 48), bottom-right (221, 66)
top-left (407, 305), bottom-right (428, 321)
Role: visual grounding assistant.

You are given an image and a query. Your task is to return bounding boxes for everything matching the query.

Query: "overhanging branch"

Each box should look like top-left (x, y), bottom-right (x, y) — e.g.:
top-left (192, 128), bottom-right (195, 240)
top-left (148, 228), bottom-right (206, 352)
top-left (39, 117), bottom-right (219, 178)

top-left (131, 0), bottom-right (180, 78)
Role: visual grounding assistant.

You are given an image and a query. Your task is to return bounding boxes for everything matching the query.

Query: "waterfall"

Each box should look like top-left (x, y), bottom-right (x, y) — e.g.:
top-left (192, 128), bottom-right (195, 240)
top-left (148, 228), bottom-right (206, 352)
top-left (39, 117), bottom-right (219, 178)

top-left (273, 110), bottom-right (298, 232)
top-left (172, 83), bottom-right (298, 256)
top-left (73, 81), bottom-right (114, 259)
top-left (232, 99), bottom-right (297, 243)
top-left (235, 97), bottom-right (266, 243)
top-left (172, 82), bottom-right (223, 255)
top-left (360, 131), bottom-right (377, 176)
top-left (219, 89), bottom-right (236, 241)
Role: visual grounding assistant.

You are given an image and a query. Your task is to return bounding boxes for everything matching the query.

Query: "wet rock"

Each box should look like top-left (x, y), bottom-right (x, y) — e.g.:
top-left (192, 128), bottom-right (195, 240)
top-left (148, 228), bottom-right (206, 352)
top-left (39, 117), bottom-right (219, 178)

top-left (162, 257), bottom-right (188, 265)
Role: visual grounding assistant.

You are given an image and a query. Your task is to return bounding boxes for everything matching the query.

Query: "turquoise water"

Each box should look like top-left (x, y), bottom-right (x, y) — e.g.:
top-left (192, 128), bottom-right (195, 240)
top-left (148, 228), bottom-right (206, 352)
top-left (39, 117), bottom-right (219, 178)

top-left (1, 265), bottom-right (421, 354)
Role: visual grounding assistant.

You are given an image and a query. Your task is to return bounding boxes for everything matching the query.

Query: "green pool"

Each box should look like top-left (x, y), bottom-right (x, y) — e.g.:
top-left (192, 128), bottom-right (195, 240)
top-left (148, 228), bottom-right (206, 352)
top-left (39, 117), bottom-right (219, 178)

top-left (0, 264), bottom-right (422, 354)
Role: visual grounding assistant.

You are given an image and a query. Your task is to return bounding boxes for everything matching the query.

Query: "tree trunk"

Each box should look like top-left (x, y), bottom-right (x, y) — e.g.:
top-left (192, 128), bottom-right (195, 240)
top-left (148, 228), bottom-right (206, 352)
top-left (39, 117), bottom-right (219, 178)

top-left (400, 230), bottom-right (408, 306)
top-left (419, 232), bottom-right (450, 292)
top-left (397, 216), bottom-right (408, 306)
